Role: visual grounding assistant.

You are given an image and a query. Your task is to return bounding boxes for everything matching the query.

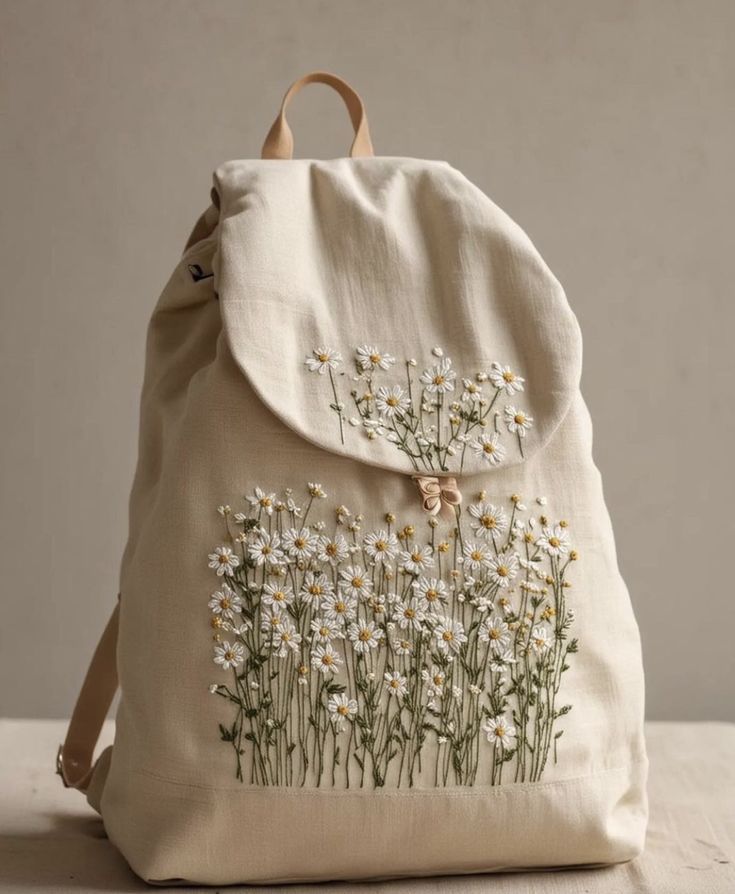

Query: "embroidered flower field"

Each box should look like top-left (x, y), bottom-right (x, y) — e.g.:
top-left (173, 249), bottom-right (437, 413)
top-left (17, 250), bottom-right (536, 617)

top-left (305, 344), bottom-right (533, 472)
top-left (207, 484), bottom-right (578, 789)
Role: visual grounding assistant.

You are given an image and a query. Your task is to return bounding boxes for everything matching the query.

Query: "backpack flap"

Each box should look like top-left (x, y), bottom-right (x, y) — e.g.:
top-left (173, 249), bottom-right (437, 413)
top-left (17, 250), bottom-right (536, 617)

top-left (215, 157), bottom-right (582, 480)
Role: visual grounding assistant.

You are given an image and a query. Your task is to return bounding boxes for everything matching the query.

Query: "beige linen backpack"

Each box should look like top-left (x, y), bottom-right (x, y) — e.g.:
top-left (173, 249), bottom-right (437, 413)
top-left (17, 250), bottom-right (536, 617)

top-left (59, 72), bottom-right (648, 885)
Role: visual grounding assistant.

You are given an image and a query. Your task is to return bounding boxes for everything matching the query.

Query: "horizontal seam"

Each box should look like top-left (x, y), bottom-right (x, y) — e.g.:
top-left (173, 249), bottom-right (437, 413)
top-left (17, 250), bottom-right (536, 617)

top-left (129, 754), bottom-right (648, 798)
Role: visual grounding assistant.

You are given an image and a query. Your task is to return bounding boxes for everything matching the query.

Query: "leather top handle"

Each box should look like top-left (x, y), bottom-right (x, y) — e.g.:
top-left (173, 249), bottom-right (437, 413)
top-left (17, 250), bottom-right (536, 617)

top-left (261, 71), bottom-right (374, 160)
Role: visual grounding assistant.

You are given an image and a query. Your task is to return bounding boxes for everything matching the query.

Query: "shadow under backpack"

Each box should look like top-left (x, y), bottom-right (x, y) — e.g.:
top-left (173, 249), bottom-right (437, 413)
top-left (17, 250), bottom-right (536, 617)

top-left (58, 71), bottom-right (648, 885)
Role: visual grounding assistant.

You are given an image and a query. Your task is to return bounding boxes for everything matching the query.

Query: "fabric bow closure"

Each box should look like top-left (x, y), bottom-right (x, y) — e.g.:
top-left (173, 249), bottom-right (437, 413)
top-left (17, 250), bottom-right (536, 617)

top-left (412, 475), bottom-right (463, 520)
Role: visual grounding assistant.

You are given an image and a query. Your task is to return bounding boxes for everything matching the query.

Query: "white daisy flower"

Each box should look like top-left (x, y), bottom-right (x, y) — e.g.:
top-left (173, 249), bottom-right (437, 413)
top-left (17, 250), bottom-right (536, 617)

top-left (348, 620), bottom-right (383, 653)
top-left (536, 524), bottom-right (570, 557)
top-left (530, 625), bottom-right (553, 655)
top-left (420, 357), bottom-right (456, 394)
top-left (310, 616), bottom-right (345, 643)
top-left (364, 529), bottom-right (399, 564)
top-left (434, 616), bottom-right (468, 655)
top-left (271, 619), bottom-right (302, 658)
top-left (504, 405), bottom-right (534, 437)
top-left (356, 345), bottom-right (396, 372)
top-left (322, 591), bottom-right (358, 625)
top-left (487, 551), bottom-right (519, 588)
top-left (393, 596), bottom-right (426, 631)
top-left (384, 670), bottom-right (408, 698)
top-left (479, 615), bottom-right (511, 650)
top-left (299, 571), bottom-right (334, 609)
top-left (248, 532), bottom-right (285, 567)
top-left (488, 362), bottom-right (525, 395)
top-left (213, 640), bottom-right (244, 671)
top-left (399, 544), bottom-right (435, 575)
top-left (281, 527), bottom-right (317, 561)
top-left (468, 502), bottom-right (508, 540)
top-left (462, 541), bottom-right (493, 573)
top-left (489, 648), bottom-right (517, 672)
top-left (421, 664), bottom-right (447, 693)
top-left (393, 637), bottom-right (413, 656)
top-left (413, 577), bottom-right (448, 612)
top-left (208, 585), bottom-right (243, 618)
top-left (316, 534), bottom-right (350, 565)
top-left (245, 487), bottom-right (276, 515)
top-left (339, 565), bottom-right (373, 600)
top-left (305, 347), bottom-right (342, 374)
top-left (471, 433), bottom-right (506, 466)
top-left (260, 607), bottom-right (286, 635)
top-left (375, 384), bottom-right (410, 418)
top-left (327, 692), bottom-right (358, 729)
top-left (311, 643), bottom-right (343, 675)
top-left (208, 546), bottom-right (240, 577)
top-left (261, 582), bottom-right (294, 608)
top-left (483, 714), bottom-right (517, 748)
top-left (461, 378), bottom-right (483, 403)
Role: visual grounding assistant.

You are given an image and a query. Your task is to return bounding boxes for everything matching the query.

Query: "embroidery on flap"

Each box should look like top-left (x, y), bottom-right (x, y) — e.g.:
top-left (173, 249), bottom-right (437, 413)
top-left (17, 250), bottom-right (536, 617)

top-left (207, 485), bottom-right (578, 788)
top-left (304, 344), bottom-right (533, 471)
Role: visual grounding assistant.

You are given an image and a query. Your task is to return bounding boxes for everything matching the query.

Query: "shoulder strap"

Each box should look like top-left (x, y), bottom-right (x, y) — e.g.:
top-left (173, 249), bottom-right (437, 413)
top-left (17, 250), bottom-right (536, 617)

top-left (261, 71), bottom-right (374, 160)
top-left (57, 603), bottom-right (119, 792)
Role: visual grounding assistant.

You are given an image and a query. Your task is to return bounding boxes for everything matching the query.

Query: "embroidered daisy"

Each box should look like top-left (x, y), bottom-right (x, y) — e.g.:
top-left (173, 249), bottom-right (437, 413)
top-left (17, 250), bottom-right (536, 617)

top-left (299, 571), bottom-right (333, 609)
top-left (461, 378), bottom-right (483, 403)
top-left (245, 487), bottom-right (276, 515)
top-left (311, 643), bottom-right (343, 675)
top-left (261, 582), bottom-right (294, 608)
top-left (271, 620), bottom-right (302, 658)
top-left (487, 551), bottom-right (519, 588)
top-left (479, 615), bottom-right (511, 651)
top-left (488, 362), bottom-right (525, 395)
top-left (327, 692), bottom-right (358, 729)
top-left (310, 616), bottom-right (345, 643)
top-left (434, 616), bottom-right (468, 655)
top-left (208, 546), bottom-right (240, 577)
top-left (339, 565), bottom-right (373, 601)
top-left (208, 586), bottom-right (243, 618)
top-left (483, 715), bottom-right (517, 749)
top-left (399, 544), bottom-right (435, 575)
top-left (316, 534), bottom-right (350, 565)
top-left (282, 527), bottom-right (317, 561)
top-left (413, 577), bottom-right (448, 612)
top-left (489, 648), bottom-right (517, 672)
top-left (504, 405), bottom-right (534, 437)
top-left (384, 670), bottom-right (408, 698)
top-left (530, 625), bottom-right (552, 655)
top-left (393, 637), bottom-right (413, 656)
top-left (364, 530), bottom-right (399, 564)
top-left (536, 524), bottom-right (570, 557)
top-left (420, 357), bottom-right (456, 394)
top-left (375, 384), bottom-right (410, 418)
top-left (322, 591), bottom-right (358, 625)
top-left (471, 433), bottom-right (506, 466)
top-left (213, 640), bottom-right (244, 671)
top-left (248, 532), bottom-right (284, 567)
top-left (307, 482), bottom-right (327, 499)
top-left (462, 542), bottom-right (493, 573)
top-left (260, 607), bottom-right (286, 634)
top-left (468, 502), bottom-right (508, 540)
top-left (421, 665), bottom-right (447, 693)
top-left (393, 596), bottom-right (426, 632)
top-left (348, 620), bottom-right (383, 653)
top-left (356, 345), bottom-right (396, 372)
top-left (305, 347), bottom-right (342, 374)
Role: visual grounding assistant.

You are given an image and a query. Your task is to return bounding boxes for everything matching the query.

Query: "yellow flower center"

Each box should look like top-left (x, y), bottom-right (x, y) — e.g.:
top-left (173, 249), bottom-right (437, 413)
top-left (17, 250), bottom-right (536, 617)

top-left (358, 628), bottom-right (372, 642)
top-left (496, 725), bottom-right (506, 736)
top-left (387, 396), bottom-right (399, 407)
top-left (433, 374), bottom-right (445, 386)
top-left (261, 545), bottom-right (272, 555)
top-left (442, 630), bottom-right (454, 642)
top-left (375, 540), bottom-right (388, 552)
top-left (224, 649), bottom-right (235, 661)
top-left (337, 704), bottom-right (349, 716)
top-left (370, 353), bottom-right (381, 364)
top-left (549, 537), bottom-right (560, 548)
top-left (489, 628), bottom-right (501, 640)
top-left (471, 550), bottom-right (483, 562)
top-left (319, 626), bottom-right (329, 637)
top-left (335, 601), bottom-right (346, 613)
top-left (309, 585), bottom-right (322, 596)
top-left (497, 565), bottom-right (509, 577)
top-left (218, 554), bottom-right (229, 564)
top-left (318, 353), bottom-right (329, 362)
top-left (502, 371), bottom-right (515, 383)
top-left (220, 597), bottom-right (231, 609)
top-left (352, 577), bottom-right (363, 588)
top-left (298, 665), bottom-right (308, 676)
top-left (322, 654), bottom-right (334, 666)
top-left (326, 543), bottom-right (338, 556)
top-left (295, 537), bottom-right (306, 549)
top-left (405, 607), bottom-right (416, 619)
top-left (389, 679), bottom-right (400, 689)
top-left (481, 515), bottom-right (497, 529)
top-left (483, 443), bottom-right (496, 454)
top-left (273, 591), bottom-right (285, 602)
top-left (433, 674), bottom-right (444, 687)
top-left (281, 632), bottom-right (291, 642)
top-left (426, 588), bottom-right (438, 601)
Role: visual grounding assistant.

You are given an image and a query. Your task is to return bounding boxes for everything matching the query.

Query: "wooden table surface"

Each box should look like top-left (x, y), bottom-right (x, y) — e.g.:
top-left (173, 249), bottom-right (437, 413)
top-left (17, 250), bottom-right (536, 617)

top-left (1, 720), bottom-right (733, 893)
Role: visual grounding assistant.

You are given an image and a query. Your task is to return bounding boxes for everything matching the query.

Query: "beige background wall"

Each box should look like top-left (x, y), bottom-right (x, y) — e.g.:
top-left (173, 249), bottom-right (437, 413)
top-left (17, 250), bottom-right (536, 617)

top-left (1, 0), bottom-right (733, 720)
